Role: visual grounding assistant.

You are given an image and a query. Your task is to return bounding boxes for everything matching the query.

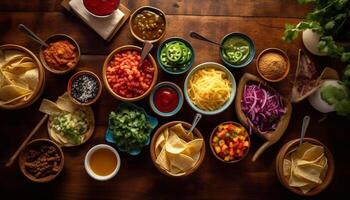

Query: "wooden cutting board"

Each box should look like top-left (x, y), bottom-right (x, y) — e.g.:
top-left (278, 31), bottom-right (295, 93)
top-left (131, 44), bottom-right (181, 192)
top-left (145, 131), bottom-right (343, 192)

top-left (61, 0), bottom-right (130, 42)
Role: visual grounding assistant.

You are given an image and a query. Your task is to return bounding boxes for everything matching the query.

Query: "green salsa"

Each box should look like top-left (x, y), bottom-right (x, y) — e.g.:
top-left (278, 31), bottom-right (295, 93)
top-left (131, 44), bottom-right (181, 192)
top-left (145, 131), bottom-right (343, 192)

top-left (222, 37), bottom-right (250, 65)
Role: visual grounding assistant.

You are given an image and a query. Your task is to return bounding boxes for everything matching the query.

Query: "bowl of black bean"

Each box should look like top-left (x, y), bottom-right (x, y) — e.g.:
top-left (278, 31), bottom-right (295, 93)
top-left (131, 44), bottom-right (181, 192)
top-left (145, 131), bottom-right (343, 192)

top-left (67, 70), bottom-right (102, 106)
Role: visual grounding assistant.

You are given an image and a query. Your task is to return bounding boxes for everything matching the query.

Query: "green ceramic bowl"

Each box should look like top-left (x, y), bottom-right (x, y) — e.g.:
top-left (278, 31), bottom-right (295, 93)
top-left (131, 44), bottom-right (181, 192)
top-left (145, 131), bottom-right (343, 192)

top-left (220, 32), bottom-right (255, 68)
top-left (157, 37), bottom-right (195, 75)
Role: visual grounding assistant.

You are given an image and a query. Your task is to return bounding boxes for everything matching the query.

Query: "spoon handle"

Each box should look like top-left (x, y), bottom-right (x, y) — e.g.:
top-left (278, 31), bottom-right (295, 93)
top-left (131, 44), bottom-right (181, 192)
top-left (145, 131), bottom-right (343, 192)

top-left (18, 24), bottom-right (48, 47)
top-left (300, 115), bottom-right (310, 146)
top-left (139, 41), bottom-right (153, 68)
top-left (188, 113), bottom-right (202, 133)
top-left (189, 31), bottom-right (221, 47)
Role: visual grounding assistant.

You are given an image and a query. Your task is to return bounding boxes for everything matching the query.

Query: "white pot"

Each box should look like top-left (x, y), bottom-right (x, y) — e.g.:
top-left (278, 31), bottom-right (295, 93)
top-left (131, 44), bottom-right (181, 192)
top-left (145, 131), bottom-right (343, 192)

top-left (308, 80), bottom-right (345, 113)
top-left (302, 29), bottom-right (327, 56)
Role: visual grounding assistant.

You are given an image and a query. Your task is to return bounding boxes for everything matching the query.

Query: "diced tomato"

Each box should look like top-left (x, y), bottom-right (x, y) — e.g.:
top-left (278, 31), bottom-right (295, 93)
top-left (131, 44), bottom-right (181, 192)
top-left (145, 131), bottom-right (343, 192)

top-left (106, 50), bottom-right (154, 98)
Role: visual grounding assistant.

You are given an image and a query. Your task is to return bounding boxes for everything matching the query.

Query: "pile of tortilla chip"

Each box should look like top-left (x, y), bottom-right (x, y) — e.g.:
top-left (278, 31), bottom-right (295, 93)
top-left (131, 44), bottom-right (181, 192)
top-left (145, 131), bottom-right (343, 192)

top-left (0, 49), bottom-right (39, 105)
top-left (155, 123), bottom-right (204, 176)
top-left (283, 142), bottom-right (328, 194)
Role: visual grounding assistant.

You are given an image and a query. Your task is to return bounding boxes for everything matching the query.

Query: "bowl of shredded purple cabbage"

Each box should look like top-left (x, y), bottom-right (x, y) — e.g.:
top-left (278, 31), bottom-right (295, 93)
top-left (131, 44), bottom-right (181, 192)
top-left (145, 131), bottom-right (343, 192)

top-left (241, 82), bottom-right (286, 134)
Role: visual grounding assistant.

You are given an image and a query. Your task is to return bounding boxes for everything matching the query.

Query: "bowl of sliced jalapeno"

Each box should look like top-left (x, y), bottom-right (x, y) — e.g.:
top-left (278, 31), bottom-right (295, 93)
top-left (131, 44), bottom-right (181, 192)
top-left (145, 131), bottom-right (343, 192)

top-left (220, 32), bottom-right (255, 68)
top-left (157, 37), bottom-right (195, 75)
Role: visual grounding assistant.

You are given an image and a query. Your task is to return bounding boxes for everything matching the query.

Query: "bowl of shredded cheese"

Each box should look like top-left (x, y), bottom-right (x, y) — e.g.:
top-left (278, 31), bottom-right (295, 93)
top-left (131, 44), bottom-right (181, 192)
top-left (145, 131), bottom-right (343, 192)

top-left (184, 62), bottom-right (236, 115)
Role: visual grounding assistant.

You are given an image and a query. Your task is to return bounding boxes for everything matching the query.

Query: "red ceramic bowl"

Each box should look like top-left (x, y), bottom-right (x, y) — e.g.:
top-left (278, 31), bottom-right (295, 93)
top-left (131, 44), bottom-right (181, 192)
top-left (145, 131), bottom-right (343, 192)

top-left (82, 0), bottom-right (120, 18)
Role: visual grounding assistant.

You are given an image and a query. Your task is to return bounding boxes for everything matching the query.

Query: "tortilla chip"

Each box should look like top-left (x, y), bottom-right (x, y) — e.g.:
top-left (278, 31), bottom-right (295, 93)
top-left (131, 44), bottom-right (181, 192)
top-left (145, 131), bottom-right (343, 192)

top-left (39, 99), bottom-right (62, 115)
top-left (0, 84), bottom-right (31, 101)
top-left (168, 123), bottom-right (194, 142)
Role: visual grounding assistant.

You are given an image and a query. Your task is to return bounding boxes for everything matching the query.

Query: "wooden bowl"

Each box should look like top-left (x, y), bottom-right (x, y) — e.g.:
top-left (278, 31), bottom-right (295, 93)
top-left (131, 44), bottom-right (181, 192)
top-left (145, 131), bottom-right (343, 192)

top-left (256, 48), bottom-right (290, 82)
top-left (234, 73), bottom-right (292, 161)
top-left (47, 105), bottom-right (95, 147)
top-left (102, 45), bottom-right (158, 102)
top-left (39, 34), bottom-right (80, 75)
top-left (0, 44), bottom-right (46, 110)
top-left (275, 138), bottom-right (334, 196)
top-left (18, 139), bottom-right (64, 183)
top-left (67, 70), bottom-right (102, 106)
top-left (129, 6), bottom-right (167, 43)
top-left (150, 121), bottom-right (206, 177)
top-left (209, 121), bottom-right (250, 163)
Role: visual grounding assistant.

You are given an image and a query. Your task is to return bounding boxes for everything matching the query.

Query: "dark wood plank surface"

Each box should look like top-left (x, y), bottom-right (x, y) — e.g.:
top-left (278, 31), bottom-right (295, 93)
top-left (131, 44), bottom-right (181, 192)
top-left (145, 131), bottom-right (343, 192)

top-left (0, 1), bottom-right (348, 199)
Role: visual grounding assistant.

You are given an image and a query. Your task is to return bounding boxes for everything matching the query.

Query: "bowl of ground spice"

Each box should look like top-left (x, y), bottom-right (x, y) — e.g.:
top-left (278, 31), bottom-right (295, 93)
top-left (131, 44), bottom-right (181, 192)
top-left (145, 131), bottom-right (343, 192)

top-left (256, 48), bottom-right (290, 82)
top-left (67, 70), bottom-right (102, 106)
top-left (19, 139), bottom-right (64, 183)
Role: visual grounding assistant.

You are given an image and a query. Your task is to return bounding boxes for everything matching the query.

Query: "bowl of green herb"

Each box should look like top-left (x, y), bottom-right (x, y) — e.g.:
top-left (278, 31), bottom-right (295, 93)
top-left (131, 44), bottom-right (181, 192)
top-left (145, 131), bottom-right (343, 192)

top-left (105, 102), bottom-right (158, 155)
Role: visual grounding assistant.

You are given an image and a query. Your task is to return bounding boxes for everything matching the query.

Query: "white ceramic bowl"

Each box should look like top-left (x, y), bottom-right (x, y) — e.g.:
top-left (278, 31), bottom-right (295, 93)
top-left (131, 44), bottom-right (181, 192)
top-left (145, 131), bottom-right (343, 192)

top-left (84, 144), bottom-right (121, 181)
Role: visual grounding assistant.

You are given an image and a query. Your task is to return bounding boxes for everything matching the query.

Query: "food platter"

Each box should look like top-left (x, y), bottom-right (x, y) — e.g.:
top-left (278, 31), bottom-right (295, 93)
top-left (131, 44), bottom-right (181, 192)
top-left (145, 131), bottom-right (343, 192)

top-left (235, 73), bottom-right (292, 162)
top-left (2, 1), bottom-right (346, 197)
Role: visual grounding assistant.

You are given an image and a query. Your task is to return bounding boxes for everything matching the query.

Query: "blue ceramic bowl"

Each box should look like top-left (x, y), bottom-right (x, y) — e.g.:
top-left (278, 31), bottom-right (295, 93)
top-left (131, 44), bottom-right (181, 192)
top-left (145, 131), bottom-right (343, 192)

top-left (149, 81), bottom-right (184, 117)
top-left (220, 32), bottom-right (255, 68)
top-left (184, 62), bottom-right (236, 115)
top-left (156, 37), bottom-right (195, 75)
top-left (105, 102), bottom-right (158, 155)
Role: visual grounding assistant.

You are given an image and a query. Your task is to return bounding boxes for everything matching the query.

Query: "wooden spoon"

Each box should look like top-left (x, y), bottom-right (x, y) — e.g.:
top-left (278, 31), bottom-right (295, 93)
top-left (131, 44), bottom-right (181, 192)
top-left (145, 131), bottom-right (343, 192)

top-left (18, 24), bottom-right (49, 48)
top-left (5, 114), bottom-right (48, 167)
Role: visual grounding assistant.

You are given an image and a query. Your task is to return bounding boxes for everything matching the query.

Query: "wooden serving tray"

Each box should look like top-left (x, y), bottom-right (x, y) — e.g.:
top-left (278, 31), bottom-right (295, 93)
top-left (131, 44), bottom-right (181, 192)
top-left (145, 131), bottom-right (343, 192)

top-left (61, 0), bottom-right (130, 42)
top-left (235, 73), bottom-right (292, 162)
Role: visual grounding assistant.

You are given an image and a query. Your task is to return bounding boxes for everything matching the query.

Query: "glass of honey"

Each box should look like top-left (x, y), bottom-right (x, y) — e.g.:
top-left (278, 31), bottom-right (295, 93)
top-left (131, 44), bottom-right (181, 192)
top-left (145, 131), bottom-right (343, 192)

top-left (84, 144), bottom-right (120, 181)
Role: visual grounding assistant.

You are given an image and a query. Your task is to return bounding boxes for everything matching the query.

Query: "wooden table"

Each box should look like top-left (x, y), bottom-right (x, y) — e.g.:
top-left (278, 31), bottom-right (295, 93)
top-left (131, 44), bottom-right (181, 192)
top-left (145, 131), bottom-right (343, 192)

top-left (0, 1), bottom-right (348, 199)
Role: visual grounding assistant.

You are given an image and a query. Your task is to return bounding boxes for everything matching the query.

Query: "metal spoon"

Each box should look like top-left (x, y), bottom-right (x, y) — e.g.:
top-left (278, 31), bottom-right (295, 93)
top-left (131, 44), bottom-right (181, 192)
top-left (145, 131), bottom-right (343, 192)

top-left (18, 24), bottom-right (49, 48)
top-left (188, 113), bottom-right (202, 133)
top-left (289, 115), bottom-right (310, 155)
top-left (189, 31), bottom-right (224, 48)
top-left (139, 41), bottom-right (153, 68)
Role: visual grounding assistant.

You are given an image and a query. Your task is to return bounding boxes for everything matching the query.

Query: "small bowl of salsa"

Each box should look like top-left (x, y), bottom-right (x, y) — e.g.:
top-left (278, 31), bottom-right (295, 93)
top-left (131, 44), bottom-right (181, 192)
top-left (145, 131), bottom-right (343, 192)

top-left (82, 0), bottom-right (120, 18)
top-left (129, 6), bottom-right (166, 43)
top-left (40, 34), bottom-right (80, 75)
top-left (149, 82), bottom-right (183, 117)
top-left (220, 32), bottom-right (255, 68)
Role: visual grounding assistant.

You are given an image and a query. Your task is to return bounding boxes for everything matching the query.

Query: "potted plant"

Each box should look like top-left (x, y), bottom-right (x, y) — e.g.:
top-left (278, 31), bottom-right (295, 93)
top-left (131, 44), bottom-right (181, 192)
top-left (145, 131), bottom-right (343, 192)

top-left (282, 0), bottom-right (350, 61)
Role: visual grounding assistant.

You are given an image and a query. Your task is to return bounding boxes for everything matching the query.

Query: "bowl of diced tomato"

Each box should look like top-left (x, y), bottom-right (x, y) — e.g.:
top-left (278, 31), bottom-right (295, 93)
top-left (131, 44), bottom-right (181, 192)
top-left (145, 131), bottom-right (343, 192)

top-left (210, 121), bottom-right (250, 163)
top-left (103, 45), bottom-right (158, 101)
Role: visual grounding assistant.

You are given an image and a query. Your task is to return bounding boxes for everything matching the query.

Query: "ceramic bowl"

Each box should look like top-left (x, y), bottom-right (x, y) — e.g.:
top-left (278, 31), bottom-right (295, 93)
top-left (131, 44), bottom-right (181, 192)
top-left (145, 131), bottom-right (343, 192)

top-left (150, 121), bottom-right (205, 177)
top-left (105, 102), bottom-right (158, 155)
top-left (67, 70), bottom-right (102, 106)
top-left (220, 32), bottom-right (255, 68)
top-left (156, 37), bottom-right (195, 75)
top-left (84, 144), bottom-right (121, 181)
top-left (129, 6), bottom-right (166, 43)
top-left (102, 45), bottom-right (158, 102)
top-left (184, 62), bottom-right (236, 115)
top-left (39, 34), bottom-right (81, 75)
top-left (256, 48), bottom-right (290, 82)
top-left (0, 44), bottom-right (46, 110)
top-left (275, 138), bottom-right (334, 196)
top-left (149, 81), bottom-right (184, 117)
top-left (210, 121), bottom-right (250, 163)
top-left (18, 139), bottom-right (64, 183)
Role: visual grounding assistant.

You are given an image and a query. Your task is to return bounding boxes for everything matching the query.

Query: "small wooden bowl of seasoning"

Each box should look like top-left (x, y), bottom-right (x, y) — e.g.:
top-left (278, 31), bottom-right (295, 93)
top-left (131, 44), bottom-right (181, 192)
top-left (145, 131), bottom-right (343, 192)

top-left (40, 34), bottom-right (81, 75)
top-left (129, 6), bottom-right (166, 43)
top-left (256, 48), bottom-right (290, 82)
top-left (18, 139), bottom-right (64, 183)
top-left (149, 82), bottom-right (184, 117)
top-left (67, 70), bottom-right (102, 106)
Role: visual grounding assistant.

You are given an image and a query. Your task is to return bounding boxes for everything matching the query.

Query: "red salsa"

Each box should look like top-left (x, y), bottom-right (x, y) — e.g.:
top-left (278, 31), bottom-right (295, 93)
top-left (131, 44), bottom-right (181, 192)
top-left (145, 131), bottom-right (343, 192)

top-left (154, 87), bottom-right (178, 113)
top-left (83, 0), bottom-right (120, 16)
